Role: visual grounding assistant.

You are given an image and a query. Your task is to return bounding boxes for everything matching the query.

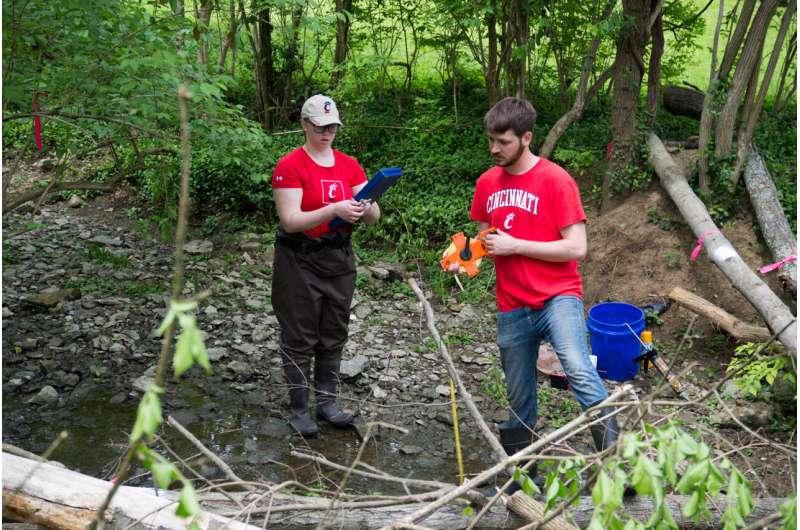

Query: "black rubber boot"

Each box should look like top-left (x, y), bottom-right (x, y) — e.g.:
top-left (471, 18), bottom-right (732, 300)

top-left (314, 357), bottom-right (354, 427)
top-left (589, 406), bottom-right (620, 452)
top-left (589, 404), bottom-right (635, 496)
top-left (283, 353), bottom-right (318, 437)
top-left (482, 427), bottom-right (542, 497)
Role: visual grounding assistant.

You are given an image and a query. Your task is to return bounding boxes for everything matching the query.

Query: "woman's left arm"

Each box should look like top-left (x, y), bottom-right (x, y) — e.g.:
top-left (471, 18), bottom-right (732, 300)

top-left (351, 181), bottom-right (381, 225)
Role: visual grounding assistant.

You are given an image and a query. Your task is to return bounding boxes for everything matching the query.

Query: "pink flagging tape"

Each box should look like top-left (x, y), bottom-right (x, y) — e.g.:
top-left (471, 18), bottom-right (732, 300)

top-left (759, 255), bottom-right (797, 274)
top-left (689, 229), bottom-right (721, 262)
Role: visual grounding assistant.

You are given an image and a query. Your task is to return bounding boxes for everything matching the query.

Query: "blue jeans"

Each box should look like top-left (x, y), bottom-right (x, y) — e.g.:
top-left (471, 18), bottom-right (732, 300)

top-left (496, 295), bottom-right (608, 430)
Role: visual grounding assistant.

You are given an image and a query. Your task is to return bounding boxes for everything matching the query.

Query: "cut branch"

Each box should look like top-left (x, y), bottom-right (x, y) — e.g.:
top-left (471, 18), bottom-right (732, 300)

top-left (667, 286), bottom-right (771, 341)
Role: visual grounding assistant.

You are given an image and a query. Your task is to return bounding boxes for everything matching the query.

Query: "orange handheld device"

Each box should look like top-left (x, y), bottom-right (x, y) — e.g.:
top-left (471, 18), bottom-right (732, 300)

top-left (439, 227), bottom-right (497, 277)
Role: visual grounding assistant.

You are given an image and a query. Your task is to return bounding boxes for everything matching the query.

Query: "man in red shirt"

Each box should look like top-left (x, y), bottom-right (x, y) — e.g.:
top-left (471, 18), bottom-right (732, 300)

top-left (465, 97), bottom-right (618, 489)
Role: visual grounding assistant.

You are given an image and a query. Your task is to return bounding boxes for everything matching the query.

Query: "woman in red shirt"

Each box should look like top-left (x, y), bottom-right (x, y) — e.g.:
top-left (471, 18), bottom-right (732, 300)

top-left (271, 95), bottom-right (380, 437)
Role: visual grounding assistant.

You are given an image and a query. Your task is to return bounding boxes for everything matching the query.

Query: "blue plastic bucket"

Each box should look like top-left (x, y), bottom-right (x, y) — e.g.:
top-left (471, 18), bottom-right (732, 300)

top-left (587, 302), bottom-right (645, 382)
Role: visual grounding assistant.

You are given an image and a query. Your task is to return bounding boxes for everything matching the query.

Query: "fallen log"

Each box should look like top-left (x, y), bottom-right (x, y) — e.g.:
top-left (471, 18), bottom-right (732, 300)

top-left (743, 145), bottom-right (797, 295)
top-left (2, 452), bottom-right (260, 530)
top-left (668, 286), bottom-right (771, 341)
top-left (4, 452), bottom-right (789, 529)
top-left (663, 86), bottom-right (705, 119)
top-left (647, 132), bottom-right (796, 355)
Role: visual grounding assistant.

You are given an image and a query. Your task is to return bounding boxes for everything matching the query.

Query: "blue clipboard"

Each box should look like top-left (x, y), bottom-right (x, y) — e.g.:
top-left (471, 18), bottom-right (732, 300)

top-left (329, 166), bottom-right (402, 229)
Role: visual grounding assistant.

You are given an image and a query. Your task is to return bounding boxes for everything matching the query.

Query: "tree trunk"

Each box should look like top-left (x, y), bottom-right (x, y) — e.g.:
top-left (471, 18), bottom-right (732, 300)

top-left (604, 0), bottom-right (652, 212)
top-left (667, 286), bottom-right (771, 341)
top-left (662, 86), bottom-right (704, 119)
top-left (4, 452), bottom-right (790, 529)
top-left (647, 132), bottom-right (796, 355)
top-left (254, 5), bottom-right (274, 129)
top-left (697, 0), bottom-right (727, 193)
top-left (737, 33), bottom-right (766, 140)
top-left (3, 453), bottom-right (260, 530)
top-left (743, 145), bottom-right (798, 295)
top-left (732, 2), bottom-right (795, 183)
top-left (279, 6), bottom-right (304, 119)
top-left (714, 0), bottom-right (779, 159)
top-left (196, 0), bottom-right (213, 65)
top-left (646, 7), bottom-right (664, 125)
top-left (510, 0), bottom-right (529, 99)
top-left (718, 0), bottom-right (757, 83)
top-left (486, 8), bottom-right (499, 106)
top-left (538, 0), bottom-right (617, 159)
top-left (218, 0), bottom-right (239, 71)
top-left (332, 0), bottom-right (353, 87)
top-left (773, 31), bottom-right (796, 113)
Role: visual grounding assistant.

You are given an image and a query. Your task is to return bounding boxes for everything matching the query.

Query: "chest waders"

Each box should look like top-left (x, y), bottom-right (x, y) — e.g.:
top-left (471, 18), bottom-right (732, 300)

top-left (272, 230), bottom-right (357, 437)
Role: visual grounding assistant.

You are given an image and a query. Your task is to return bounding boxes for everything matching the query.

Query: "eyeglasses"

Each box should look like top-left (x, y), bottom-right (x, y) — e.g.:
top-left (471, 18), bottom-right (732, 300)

top-left (305, 120), bottom-right (338, 134)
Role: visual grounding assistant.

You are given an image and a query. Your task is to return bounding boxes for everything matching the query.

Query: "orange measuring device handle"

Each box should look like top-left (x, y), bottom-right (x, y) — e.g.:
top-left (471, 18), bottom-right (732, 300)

top-left (439, 227), bottom-right (497, 277)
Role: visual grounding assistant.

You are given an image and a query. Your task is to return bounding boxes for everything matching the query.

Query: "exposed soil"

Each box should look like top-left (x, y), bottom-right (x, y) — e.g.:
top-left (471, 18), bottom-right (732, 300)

top-left (2, 154), bottom-right (796, 511)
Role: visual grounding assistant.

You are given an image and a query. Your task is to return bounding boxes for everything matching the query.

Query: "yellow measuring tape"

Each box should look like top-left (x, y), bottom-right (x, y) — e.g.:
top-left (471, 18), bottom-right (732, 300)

top-left (449, 379), bottom-right (465, 485)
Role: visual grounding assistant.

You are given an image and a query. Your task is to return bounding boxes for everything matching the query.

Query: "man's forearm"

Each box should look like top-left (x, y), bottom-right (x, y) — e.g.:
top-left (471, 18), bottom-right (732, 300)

top-left (512, 238), bottom-right (585, 262)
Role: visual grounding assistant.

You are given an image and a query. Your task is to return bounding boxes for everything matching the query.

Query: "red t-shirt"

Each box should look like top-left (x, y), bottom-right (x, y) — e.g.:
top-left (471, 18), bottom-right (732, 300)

top-left (470, 158), bottom-right (587, 312)
top-left (272, 147), bottom-right (367, 237)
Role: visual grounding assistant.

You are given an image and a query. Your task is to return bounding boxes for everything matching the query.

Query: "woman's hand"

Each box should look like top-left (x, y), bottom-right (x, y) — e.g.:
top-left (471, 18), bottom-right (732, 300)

top-left (334, 199), bottom-right (366, 224)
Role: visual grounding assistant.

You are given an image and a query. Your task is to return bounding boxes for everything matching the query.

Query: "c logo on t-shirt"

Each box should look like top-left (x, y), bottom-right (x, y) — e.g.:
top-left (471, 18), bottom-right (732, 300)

top-left (503, 212), bottom-right (515, 230)
top-left (321, 180), bottom-right (345, 204)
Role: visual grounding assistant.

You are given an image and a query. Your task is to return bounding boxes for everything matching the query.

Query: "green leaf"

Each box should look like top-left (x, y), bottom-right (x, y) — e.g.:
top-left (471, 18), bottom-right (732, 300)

top-left (155, 308), bottom-right (177, 336)
top-left (592, 470), bottom-right (612, 506)
top-left (130, 389), bottom-right (162, 441)
top-left (462, 505), bottom-right (475, 516)
top-left (682, 490), bottom-right (701, 519)
top-left (172, 300), bottom-right (199, 313)
top-left (631, 454), bottom-right (656, 495)
top-left (189, 322), bottom-right (210, 374)
top-left (522, 476), bottom-right (539, 496)
top-left (676, 461), bottom-right (708, 494)
top-left (174, 326), bottom-right (195, 377)
top-left (512, 467), bottom-right (522, 483)
top-left (151, 460), bottom-right (176, 489)
top-left (176, 480), bottom-right (200, 518)
top-left (545, 477), bottom-right (561, 507)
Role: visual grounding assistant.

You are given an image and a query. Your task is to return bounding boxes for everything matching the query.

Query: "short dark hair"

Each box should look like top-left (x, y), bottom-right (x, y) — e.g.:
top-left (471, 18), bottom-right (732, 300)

top-left (484, 97), bottom-right (537, 136)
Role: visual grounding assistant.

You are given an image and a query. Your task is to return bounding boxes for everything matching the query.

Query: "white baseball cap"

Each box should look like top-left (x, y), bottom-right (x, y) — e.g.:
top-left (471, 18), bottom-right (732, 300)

top-left (301, 94), bottom-right (343, 127)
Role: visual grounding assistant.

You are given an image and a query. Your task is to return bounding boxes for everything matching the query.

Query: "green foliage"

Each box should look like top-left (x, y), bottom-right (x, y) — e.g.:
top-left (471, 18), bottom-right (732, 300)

top-left (137, 446), bottom-right (201, 522)
top-left (130, 385), bottom-right (164, 441)
top-left (542, 457), bottom-right (583, 512)
top-left (155, 299), bottom-right (211, 378)
top-left (512, 466), bottom-right (540, 496)
top-left (583, 423), bottom-right (753, 529)
top-left (82, 243), bottom-right (131, 269)
top-left (646, 205), bottom-right (681, 232)
top-left (479, 364), bottom-right (508, 408)
top-left (538, 386), bottom-right (582, 428)
top-left (727, 342), bottom-right (796, 398)
top-left (552, 147), bottom-right (598, 176)
top-left (780, 495), bottom-right (797, 529)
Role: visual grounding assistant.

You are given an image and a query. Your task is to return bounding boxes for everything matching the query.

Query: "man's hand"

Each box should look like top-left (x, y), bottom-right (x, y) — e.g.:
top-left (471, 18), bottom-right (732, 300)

top-left (441, 245), bottom-right (465, 274)
top-left (484, 228), bottom-right (518, 256)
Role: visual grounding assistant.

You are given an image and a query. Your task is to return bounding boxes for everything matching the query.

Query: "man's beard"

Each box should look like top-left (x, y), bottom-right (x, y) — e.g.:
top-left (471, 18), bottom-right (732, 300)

top-left (495, 139), bottom-right (526, 167)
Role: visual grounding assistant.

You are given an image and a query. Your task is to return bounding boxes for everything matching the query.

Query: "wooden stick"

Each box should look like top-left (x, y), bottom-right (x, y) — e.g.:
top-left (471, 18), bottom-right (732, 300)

top-left (668, 286), bottom-right (771, 341)
top-left (166, 415), bottom-right (254, 492)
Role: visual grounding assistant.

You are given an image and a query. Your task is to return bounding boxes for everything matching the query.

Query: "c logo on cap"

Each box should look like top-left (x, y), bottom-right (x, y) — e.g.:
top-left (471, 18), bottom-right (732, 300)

top-left (323, 101), bottom-right (331, 113)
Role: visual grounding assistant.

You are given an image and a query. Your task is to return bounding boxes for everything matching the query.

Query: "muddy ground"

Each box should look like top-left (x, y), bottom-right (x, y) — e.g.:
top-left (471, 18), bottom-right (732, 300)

top-left (2, 156), bottom-right (796, 502)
